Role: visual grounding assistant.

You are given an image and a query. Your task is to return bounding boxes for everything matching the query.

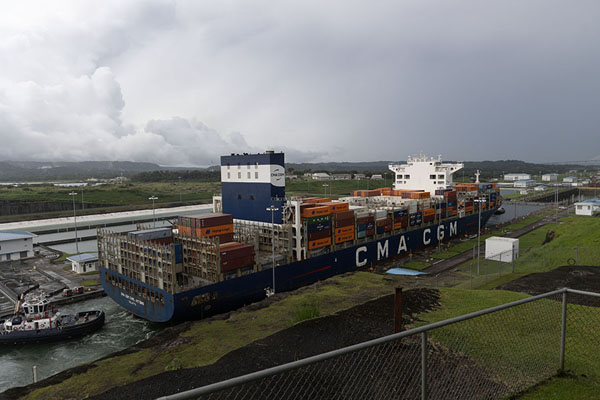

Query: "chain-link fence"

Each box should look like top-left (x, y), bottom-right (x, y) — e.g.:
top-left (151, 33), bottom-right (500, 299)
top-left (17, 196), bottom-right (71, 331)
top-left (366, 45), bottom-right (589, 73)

top-left (158, 288), bottom-right (600, 400)
top-left (432, 246), bottom-right (600, 289)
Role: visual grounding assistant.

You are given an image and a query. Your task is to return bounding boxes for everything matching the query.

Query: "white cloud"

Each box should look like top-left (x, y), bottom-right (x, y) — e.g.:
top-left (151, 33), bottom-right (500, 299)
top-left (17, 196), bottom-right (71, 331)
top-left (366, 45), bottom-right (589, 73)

top-left (1, 1), bottom-right (599, 164)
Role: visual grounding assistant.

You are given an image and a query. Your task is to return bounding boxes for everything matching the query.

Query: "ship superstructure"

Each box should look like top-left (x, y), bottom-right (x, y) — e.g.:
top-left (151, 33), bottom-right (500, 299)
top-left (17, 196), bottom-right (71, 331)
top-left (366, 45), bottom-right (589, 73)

top-left (98, 151), bottom-right (500, 322)
top-left (389, 154), bottom-right (463, 194)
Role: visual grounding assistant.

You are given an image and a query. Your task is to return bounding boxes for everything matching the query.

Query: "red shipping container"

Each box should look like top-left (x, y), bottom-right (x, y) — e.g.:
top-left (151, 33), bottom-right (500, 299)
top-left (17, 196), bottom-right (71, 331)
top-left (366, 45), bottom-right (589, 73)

top-left (356, 216), bottom-right (370, 225)
top-left (216, 233), bottom-right (235, 243)
top-left (221, 255), bottom-right (255, 273)
top-left (334, 210), bottom-right (354, 220)
top-left (308, 229), bottom-right (331, 241)
top-left (334, 217), bottom-right (354, 228)
top-left (220, 244), bottom-right (254, 262)
top-left (187, 213), bottom-right (233, 228)
top-left (366, 229), bottom-right (375, 236)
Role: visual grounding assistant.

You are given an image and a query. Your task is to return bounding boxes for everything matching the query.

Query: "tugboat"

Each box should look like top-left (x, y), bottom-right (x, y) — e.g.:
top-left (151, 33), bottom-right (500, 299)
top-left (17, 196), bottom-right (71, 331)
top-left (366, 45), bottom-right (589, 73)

top-left (0, 292), bottom-right (105, 345)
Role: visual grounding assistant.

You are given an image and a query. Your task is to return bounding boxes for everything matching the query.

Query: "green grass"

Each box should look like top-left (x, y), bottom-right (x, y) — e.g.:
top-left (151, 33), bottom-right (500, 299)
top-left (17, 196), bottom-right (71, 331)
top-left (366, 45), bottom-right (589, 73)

top-left (291, 297), bottom-right (321, 323)
top-left (62, 265), bottom-right (72, 271)
top-left (55, 253), bottom-right (74, 263)
top-left (403, 261), bottom-right (431, 270)
top-left (0, 181), bottom-right (218, 207)
top-left (517, 374), bottom-right (600, 399)
top-left (416, 289), bottom-right (600, 398)
top-left (80, 270), bottom-right (100, 276)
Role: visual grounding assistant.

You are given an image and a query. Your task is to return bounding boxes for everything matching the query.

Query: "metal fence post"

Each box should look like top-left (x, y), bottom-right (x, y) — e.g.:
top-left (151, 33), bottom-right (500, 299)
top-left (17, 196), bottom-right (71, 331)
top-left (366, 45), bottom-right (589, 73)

top-left (560, 289), bottom-right (568, 371)
top-left (421, 331), bottom-right (428, 400)
top-left (575, 247), bottom-right (578, 265)
top-left (32, 365), bottom-right (38, 383)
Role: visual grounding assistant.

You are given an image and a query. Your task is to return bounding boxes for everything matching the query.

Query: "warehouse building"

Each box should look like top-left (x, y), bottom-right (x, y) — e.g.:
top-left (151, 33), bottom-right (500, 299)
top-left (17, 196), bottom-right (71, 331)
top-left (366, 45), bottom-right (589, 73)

top-left (504, 173), bottom-right (531, 181)
top-left (514, 179), bottom-right (536, 188)
top-left (542, 173), bottom-right (558, 181)
top-left (0, 231), bottom-right (36, 262)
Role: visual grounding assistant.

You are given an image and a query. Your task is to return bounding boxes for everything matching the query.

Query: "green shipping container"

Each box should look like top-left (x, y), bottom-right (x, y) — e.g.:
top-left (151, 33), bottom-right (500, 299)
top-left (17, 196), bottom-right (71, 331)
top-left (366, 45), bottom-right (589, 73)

top-left (306, 214), bottom-right (332, 225)
top-left (357, 230), bottom-right (366, 239)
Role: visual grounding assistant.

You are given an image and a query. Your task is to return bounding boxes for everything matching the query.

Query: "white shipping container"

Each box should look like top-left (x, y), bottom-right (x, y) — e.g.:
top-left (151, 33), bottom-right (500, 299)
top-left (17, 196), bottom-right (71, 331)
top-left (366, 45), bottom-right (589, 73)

top-left (485, 237), bottom-right (519, 263)
top-left (375, 209), bottom-right (387, 219)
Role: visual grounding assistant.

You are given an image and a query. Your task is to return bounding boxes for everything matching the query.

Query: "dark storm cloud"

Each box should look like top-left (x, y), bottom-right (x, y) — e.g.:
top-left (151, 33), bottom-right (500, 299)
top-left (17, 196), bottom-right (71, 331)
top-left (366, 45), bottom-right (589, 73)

top-left (1, 1), bottom-right (599, 164)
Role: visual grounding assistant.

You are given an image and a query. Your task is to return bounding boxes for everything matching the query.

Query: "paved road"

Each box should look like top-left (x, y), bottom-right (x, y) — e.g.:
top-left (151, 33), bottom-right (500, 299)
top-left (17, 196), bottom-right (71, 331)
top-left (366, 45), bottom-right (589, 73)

top-left (424, 207), bottom-right (570, 275)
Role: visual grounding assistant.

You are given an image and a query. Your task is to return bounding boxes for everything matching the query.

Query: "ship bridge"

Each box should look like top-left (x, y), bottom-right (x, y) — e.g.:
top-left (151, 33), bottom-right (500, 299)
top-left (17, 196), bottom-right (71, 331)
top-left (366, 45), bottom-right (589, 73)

top-left (389, 154), bottom-right (463, 194)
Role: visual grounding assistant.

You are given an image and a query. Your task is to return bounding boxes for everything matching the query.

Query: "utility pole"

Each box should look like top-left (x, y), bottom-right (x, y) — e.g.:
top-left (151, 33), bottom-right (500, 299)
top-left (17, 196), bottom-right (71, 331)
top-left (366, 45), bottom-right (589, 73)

top-left (69, 192), bottom-right (79, 255)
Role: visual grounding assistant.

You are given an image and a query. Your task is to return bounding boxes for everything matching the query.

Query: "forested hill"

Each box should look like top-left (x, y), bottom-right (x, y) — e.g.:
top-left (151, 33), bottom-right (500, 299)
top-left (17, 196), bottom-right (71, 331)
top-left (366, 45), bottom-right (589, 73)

top-left (0, 159), bottom-right (593, 182)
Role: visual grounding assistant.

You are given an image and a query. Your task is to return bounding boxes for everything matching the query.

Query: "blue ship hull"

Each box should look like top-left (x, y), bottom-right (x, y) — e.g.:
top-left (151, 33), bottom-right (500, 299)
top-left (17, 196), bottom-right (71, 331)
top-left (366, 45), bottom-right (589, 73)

top-left (100, 210), bottom-right (495, 322)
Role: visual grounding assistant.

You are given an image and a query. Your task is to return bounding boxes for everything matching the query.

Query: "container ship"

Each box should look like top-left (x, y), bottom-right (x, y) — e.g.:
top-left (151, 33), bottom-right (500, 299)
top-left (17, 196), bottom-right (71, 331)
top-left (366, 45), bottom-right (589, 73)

top-left (98, 152), bottom-right (500, 322)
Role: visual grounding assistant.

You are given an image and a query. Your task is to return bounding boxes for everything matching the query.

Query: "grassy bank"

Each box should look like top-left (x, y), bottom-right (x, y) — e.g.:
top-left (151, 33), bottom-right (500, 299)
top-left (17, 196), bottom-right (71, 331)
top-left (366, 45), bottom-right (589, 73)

top-left (0, 182), bottom-right (218, 207)
top-left (417, 289), bottom-right (600, 399)
top-left (21, 272), bottom-right (409, 400)
top-left (451, 215), bottom-right (600, 290)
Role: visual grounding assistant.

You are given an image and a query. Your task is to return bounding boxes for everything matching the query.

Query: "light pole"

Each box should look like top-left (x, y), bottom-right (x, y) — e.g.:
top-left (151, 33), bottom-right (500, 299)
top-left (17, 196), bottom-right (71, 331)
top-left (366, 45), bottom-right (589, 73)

top-left (322, 184), bottom-right (329, 197)
top-left (69, 192), bottom-right (80, 255)
top-left (266, 205), bottom-right (279, 295)
top-left (149, 196), bottom-right (158, 228)
top-left (555, 183), bottom-right (559, 223)
top-left (474, 198), bottom-right (486, 275)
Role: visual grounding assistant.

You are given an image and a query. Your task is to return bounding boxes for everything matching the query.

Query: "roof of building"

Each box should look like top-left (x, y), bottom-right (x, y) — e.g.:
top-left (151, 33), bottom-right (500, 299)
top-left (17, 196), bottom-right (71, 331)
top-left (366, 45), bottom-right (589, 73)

top-left (0, 231), bottom-right (37, 241)
top-left (67, 253), bottom-right (99, 263)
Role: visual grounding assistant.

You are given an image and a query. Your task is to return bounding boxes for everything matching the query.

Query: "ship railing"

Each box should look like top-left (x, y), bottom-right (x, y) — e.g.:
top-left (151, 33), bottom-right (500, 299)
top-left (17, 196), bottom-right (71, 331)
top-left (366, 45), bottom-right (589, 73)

top-left (158, 288), bottom-right (600, 400)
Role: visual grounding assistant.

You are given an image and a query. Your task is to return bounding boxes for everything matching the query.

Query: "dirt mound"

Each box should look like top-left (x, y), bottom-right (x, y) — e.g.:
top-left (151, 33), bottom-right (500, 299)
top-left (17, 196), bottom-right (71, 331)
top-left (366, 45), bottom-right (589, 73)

top-left (90, 288), bottom-right (508, 400)
top-left (91, 288), bottom-right (443, 399)
top-left (497, 266), bottom-right (600, 307)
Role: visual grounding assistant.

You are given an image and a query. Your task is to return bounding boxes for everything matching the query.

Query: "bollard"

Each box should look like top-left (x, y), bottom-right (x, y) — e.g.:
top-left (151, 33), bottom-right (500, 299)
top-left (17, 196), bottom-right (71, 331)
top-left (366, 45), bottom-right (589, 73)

top-left (394, 287), bottom-right (403, 335)
top-left (32, 365), bottom-right (38, 383)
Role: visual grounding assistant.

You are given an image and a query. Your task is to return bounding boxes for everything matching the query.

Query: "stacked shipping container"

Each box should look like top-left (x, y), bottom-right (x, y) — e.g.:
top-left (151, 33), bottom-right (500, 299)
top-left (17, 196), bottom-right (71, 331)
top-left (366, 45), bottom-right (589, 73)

top-left (177, 213), bottom-right (235, 243)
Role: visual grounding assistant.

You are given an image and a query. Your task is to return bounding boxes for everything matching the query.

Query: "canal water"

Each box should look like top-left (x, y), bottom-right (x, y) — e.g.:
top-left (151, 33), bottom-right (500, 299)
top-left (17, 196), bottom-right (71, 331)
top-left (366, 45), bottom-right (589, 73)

top-left (0, 296), bottom-right (160, 392)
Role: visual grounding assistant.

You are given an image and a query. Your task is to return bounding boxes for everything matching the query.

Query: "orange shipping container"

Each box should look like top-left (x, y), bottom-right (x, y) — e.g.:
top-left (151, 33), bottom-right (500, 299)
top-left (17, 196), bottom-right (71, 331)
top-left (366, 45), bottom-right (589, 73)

top-left (423, 208), bottom-right (435, 216)
top-left (196, 224), bottom-right (234, 237)
top-left (465, 206), bottom-right (474, 213)
top-left (177, 225), bottom-right (192, 236)
top-left (303, 197), bottom-right (331, 204)
top-left (308, 237), bottom-right (332, 250)
top-left (320, 202), bottom-right (350, 212)
top-left (393, 221), bottom-right (403, 230)
top-left (302, 205), bottom-right (332, 218)
top-left (335, 226), bottom-right (355, 235)
top-left (334, 232), bottom-right (355, 244)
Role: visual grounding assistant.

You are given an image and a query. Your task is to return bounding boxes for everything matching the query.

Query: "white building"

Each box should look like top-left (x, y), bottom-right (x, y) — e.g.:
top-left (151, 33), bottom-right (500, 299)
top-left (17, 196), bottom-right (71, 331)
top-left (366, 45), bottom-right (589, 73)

top-left (389, 154), bottom-right (463, 194)
top-left (534, 185), bottom-right (547, 191)
top-left (354, 174), bottom-right (366, 180)
top-left (370, 174), bottom-right (383, 180)
top-left (542, 173), bottom-right (558, 182)
top-left (0, 231), bottom-right (36, 262)
top-left (331, 174), bottom-right (352, 180)
top-left (574, 199), bottom-right (600, 216)
top-left (67, 253), bottom-right (99, 274)
top-left (485, 237), bottom-right (519, 263)
top-left (514, 179), bottom-right (536, 188)
top-left (311, 173), bottom-right (330, 180)
top-left (563, 176), bottom-right (577, 183)
top-left (504, 173), bottom-right (531, 181)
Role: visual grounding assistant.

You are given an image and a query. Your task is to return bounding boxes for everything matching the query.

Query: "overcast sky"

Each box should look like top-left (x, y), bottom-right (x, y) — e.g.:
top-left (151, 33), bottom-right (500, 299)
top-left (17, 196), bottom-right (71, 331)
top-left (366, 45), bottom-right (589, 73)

top-left (1, 1), bottom-right (599, 166)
